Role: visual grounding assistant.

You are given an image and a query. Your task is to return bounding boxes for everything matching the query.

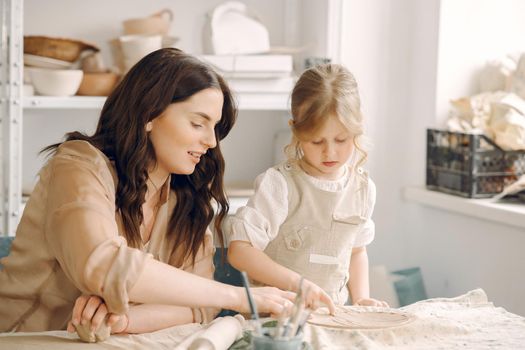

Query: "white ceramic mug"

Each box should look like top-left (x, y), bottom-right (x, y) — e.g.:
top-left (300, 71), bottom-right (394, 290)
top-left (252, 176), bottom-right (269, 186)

top-left (119, 34), bottom-right (162, 71)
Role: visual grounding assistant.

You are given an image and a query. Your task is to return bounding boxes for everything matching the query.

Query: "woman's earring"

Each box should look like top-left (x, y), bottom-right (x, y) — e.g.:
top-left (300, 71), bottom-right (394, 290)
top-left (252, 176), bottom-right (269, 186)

top-left (146, 122), bottom-right (153, 132)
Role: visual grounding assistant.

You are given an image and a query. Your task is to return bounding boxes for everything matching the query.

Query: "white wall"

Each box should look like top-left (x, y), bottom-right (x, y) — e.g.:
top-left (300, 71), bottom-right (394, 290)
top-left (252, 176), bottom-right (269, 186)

top-left (341, 0), bottom-right (525, 315)
top-left (436, 0), bottom-right (525, 122)
top-left (341, 0), bottom-right (437, 271)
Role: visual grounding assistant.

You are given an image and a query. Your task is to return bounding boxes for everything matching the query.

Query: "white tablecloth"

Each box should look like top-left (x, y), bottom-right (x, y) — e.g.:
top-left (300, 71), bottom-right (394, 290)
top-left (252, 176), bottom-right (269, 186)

top-left (1, 289), bottom-right (524, 349)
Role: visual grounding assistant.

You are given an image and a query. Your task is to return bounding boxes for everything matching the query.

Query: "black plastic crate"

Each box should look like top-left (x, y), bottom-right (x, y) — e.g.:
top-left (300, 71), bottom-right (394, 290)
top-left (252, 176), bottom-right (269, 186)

top-left (426, 129), bottom-right (525, 198)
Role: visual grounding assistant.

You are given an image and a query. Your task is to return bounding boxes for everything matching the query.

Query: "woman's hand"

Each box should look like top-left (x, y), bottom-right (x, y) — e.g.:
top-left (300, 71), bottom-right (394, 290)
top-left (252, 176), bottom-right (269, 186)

top-left (67, 295), bottom-right (128, 334)
top-left (353, 297), bottom-right (389, 308)
top-left (235, 286), bottom-right (295, 316)
top-left (301, 279), bottom-right (336, 315)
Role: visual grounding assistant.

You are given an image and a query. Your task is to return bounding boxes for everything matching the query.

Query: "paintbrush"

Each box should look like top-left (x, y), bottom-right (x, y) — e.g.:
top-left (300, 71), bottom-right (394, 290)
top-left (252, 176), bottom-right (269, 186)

top-left (281, 277), bottom-right (304, 338)
top-left (295, 308), bottom-right (313, 336)
top-left (240, 271), bottom-right (262, 335)
top-left (273, 300), bottom-right (291, 338)
top-left (288, 284), bottom-right (310, 336)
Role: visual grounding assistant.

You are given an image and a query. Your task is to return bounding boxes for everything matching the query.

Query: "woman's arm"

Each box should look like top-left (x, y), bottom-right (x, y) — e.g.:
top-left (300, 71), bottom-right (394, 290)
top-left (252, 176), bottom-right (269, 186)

top-left (180, 229), bottom-right (220, 323)
top-left (68, 296), bottom-right (194, 334)
top-left (46, 149), bottom-right (294, 317)
top-left (124, 304), bottom-right (194, 333)
top-left (69, 272), bottom-right (294, 336)
top-left (129, 257), bottom-right (294, 314)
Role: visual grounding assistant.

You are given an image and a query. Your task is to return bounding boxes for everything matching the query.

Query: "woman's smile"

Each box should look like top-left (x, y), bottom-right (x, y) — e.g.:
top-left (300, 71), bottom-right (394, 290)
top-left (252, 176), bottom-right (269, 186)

top-left (188, 151), bottom-right (203, 162)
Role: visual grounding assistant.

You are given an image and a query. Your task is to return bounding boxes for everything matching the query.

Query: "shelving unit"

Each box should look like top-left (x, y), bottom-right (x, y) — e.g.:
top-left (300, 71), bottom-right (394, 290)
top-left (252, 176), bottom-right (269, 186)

top-left (1, 0), bottom-right (342, 235)
top-left (0, 0), bottom-right (23, 236)
top-left (23, 96), bottom-right (106, 109)
top-left (23, 92), bottom-right (291, 111)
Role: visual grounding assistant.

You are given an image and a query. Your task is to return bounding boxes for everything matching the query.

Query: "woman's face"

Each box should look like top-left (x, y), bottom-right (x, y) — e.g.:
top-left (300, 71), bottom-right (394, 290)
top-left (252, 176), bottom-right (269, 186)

top-left (149, 87), bottom-right (223, 177)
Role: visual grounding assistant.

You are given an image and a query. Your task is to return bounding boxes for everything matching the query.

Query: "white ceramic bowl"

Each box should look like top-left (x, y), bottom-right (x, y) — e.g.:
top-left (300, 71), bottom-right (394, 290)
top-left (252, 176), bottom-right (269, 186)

top-left (28, 68), bottom-right (83, 96)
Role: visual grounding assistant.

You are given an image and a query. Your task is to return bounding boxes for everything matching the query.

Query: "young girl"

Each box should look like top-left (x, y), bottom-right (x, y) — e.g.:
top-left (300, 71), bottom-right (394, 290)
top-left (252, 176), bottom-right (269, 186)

top-left (227, 63), bottom-right (387, 310)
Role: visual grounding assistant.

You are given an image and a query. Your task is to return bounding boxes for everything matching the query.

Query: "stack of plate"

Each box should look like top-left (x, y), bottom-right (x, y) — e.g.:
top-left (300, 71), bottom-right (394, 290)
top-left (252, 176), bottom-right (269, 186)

top-left (23, 36), bottom-right (100, 96)
top-left (24, 54), bottom-right (74, 69)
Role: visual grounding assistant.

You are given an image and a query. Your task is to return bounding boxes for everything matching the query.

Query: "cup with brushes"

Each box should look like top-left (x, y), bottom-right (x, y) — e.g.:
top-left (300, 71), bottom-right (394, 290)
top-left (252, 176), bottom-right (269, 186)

top-left (239, 272), bottom-right (311, 350)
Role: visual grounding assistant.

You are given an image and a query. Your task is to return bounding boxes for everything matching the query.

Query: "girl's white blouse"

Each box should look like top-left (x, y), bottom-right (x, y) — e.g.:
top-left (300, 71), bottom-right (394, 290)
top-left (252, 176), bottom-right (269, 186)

top-left (228, 164), bottom-right (376, 251)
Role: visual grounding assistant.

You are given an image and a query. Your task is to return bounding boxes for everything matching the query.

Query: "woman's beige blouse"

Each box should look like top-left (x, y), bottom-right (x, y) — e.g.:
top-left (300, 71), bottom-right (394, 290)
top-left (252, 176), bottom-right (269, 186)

top-left (0, 140), bottom-right (218, 332)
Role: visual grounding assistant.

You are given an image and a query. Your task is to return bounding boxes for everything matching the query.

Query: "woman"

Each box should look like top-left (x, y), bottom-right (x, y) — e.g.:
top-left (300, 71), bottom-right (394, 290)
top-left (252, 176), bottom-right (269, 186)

top-left (0, 48), bottom-right (294, 334)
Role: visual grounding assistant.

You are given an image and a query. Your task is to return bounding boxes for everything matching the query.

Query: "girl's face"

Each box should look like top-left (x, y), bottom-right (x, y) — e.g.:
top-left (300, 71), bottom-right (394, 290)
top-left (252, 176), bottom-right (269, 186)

top-left (149, 88), bottom-right (223, 177)
top-left (298, 115), bottom-right (354, 180)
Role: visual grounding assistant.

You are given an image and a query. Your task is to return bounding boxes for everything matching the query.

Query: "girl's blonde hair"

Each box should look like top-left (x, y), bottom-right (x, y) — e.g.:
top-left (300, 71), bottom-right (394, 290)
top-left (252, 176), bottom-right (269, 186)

top-left (285, 63), bottom-right (368, 170)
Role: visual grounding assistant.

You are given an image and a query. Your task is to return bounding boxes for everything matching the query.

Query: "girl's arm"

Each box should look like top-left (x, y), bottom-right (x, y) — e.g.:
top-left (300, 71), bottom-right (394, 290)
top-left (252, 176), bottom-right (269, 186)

top-left (348, 246), bottom-right (370, 303)
top-left (348, 246), bottom-right (388, 307)
top-left (228, 240), bottom-right (301, 291)
top-left (228, 240), bottom-right (335, 313)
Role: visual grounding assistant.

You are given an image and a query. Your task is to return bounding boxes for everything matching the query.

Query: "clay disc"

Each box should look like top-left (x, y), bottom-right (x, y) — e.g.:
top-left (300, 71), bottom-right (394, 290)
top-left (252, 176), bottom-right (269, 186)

top-left (307, 305), bottom-right (416, 329)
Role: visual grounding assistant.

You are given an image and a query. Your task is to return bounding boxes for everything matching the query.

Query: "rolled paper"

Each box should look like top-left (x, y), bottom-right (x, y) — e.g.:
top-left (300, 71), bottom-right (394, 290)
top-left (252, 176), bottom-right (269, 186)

top-left (188, 315), bottom-right (244, 350)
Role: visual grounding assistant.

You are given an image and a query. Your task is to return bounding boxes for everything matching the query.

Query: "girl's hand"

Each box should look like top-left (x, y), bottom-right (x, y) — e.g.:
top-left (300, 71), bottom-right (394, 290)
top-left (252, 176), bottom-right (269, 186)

top-left (67, 295), bottom-right (128, 334)
top-left (353, 297), bottom-right (389, 308)
top-left (301, 279), bottom-right (336, 315)
top-left (235, 286), bottom-right (296, 316)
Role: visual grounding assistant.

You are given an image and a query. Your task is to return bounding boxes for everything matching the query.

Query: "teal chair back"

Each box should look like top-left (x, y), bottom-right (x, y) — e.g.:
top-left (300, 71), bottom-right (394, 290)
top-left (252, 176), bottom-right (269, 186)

top-left (0, 236), bottom-right (14, 270)
top-left (213, 247), bottom-right (242, 317)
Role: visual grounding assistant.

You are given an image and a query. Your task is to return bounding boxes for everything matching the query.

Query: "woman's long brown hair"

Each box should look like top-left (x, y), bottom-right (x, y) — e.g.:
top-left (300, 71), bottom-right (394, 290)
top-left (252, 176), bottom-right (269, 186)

top-left (43, 48), bottom-right (236, 265)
